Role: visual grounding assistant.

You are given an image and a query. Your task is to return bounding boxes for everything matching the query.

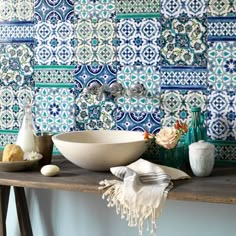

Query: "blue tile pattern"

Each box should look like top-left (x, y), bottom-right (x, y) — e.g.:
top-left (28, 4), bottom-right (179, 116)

top-left (0, 0), bottom-right (234, 161)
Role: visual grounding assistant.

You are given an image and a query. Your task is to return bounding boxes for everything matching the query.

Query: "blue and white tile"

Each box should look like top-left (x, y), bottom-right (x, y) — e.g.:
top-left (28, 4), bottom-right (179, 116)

top-left (0, 0), bottom-right (34, 22)
top-left (116, 108), bottom-right (161, 134)
top-left (117, 18), bottom-right (161, 67)
top-left (75, 92), bottom-right (116, 130)
top-left (0, 131), bottom-right (18, 148)
top-left (0, 43), bottom-right (34, 86)
top-left (161, 0), bottom-right (207, 17)
top-left (161, 67), bottom-right (207, 90)
top-left (208, 41), bottom-right (236, 91)
top-left (207, 90), bottom-right (236, 140)
top-left (160, 90), bottom-right (207, 127)
top-left (208, 16), bottom-right (236, 41)
top-left (116, 0), bottom-right (160, 15)
top-left (0, 85), bottom-right (34, 130)
top-left (214, 143), bottom-right (236, 160)
top-left (117, 65), bottom-right (160, 97)
top-left (75, 19), bottom-right (116, 65)
top-left (34, 20), bottom-right (74, 65)
top-left (75, 64), bottom-right (116, 92)
top-left (34, 65), bottom-right (75, 85)
top-left (161, 16), bottom-right (207, 67)
top-left (208, 0), bottom-right (236, 16)
top-left (34, 86), bottom-right (75, 133)
top-left (35, 0), bottom-right (74, 23)
top-left (0, 22), bottom-right (34, 43)
top-left (74, 0), bottom-right (115, 20)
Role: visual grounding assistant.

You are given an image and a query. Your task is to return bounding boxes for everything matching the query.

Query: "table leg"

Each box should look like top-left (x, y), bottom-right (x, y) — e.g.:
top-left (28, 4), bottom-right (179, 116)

top-left (14, 187), bottom-right (33, 236)
top-left (0, 186), bottom-right (10, 236)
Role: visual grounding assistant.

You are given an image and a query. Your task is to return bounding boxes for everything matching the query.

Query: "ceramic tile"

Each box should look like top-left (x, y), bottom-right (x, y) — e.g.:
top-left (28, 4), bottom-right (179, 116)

top-left (117, 18), bottom-right (161, 67)
top-left (160, 0), bottom-right (207, 17)
top-left (208, 17), bottom-right (236, 41)
top-left (0, 43), bottom-right (34, 87)
top-left (208, 0), bottom-right (236, 16)
top-left (214, 143), bottom-right (236, 160)
top-left (35, 0), bottom-right (54, 22)
top-left (161, 67), bottom-right (207, 90)
top-left (75, 19), bottom-right (116, 65)
top-left (75, 64), bottom-right (116, 92)
top-left (34, 20), bottom-right (74, 65)
top-left (0, 85), bottom-right (34, 130)
top-left (35, 0), bottom-right (74, 23)
top-left (0, 0), bottom-right (34, 21)
top-left (208, 41), bottom-right (236, 91)
top-left (116, 108), bottom-right (161, 134)
top-left (0, 22), bottom-right (34, 43)
top-left (74, 0), bottom-right (115, 20)
top-left (161, 16), bottom-right (207, 66)
top-left (75, 92), bottom-right (116, 130)
top-left (0, 131), bottom-right (18, 148)
top-left (116, 0), bottom-right (160, 15)
top-left (34, 65), bottom-right (75, 84)
top-left (160, 90), bottom-right (207, 127)
top-left (35, 86), bottom-right (75, 132)
top-left (206, 90), bottom-right (235, 140)
top-left (116, 95), bottom-right (159, 114)
top-left (117, 66), bottom-right (160, 97)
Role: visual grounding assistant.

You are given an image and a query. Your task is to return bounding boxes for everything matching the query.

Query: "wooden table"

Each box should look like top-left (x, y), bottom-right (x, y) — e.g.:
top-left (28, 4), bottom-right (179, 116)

top-left (1, 156), bottom-right (236, 236)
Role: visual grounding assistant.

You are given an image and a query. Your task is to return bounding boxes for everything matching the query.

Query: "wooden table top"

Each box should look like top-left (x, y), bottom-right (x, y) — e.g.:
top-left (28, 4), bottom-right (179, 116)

top-left (0, 156), bottom-right (236, 204)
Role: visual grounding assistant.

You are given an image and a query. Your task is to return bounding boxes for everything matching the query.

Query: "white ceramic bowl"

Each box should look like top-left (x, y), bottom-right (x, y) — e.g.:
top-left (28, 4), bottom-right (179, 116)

top-left (52, 130), bottom-right (149, 171)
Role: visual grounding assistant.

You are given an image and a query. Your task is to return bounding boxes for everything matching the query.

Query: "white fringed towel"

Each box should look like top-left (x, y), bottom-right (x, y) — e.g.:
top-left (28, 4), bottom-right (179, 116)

top-left (99, 159), bottom-right (190, 235)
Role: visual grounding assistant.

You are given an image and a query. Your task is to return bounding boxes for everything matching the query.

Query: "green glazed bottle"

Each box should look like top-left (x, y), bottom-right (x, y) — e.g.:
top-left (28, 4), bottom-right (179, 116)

top-left (185, 106), bottom-right (207, 145)
top-left (184, 107), bottom-right (207, 166)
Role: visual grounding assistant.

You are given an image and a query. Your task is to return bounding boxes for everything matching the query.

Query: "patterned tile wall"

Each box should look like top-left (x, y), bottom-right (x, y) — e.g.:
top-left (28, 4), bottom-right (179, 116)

top-left (0, 0), bottom-right (235, 161)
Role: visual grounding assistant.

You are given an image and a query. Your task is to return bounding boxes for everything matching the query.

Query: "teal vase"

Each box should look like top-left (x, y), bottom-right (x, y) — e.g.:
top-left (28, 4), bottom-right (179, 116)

top-left (185, 106), bottom-right (207, 145)
top-left (159, 144), bottom-right (185, 169)
top-left (185, 106), bottom-right (207, 165)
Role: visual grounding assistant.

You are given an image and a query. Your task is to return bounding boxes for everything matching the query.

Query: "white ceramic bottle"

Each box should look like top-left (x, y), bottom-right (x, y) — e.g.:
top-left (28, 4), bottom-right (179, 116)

top-left (189, 140), bottom-right (215, 177)
top-left (16, 98), bottom-right (36, 153)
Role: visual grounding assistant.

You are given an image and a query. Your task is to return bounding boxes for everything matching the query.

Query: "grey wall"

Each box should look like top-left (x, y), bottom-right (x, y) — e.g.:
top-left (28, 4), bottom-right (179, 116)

top-left (6, 189), bottom-right (236, 236)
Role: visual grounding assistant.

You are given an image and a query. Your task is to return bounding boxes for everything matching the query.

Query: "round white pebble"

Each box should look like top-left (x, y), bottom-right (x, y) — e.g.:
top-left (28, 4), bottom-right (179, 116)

top-left (41, 165), bottom-right (60, 177)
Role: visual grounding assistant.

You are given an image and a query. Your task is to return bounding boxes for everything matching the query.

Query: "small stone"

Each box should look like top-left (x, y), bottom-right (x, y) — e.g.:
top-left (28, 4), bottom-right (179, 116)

top-left (41, 165), bottom-right (60, 177)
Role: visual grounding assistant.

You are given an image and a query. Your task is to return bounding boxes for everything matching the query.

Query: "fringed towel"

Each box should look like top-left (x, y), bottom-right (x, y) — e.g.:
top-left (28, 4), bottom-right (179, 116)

top-left (99, 159), bottom-right (190, 235)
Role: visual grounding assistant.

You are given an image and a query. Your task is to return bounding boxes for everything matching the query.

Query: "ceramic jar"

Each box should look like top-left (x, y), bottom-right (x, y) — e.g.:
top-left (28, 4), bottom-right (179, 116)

top-left (189, 140), bottom-right (215, 177)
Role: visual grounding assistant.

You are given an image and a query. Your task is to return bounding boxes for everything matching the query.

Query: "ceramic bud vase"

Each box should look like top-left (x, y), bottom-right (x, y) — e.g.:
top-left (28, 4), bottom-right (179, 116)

top-left (185, 106), bottom-right (207, 166)
top-left (189, 140), bottom-right (215, 177)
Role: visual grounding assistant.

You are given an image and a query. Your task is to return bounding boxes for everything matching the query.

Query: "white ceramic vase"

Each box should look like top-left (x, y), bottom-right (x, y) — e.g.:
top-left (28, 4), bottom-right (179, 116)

top-left (189, 140), bottom-right (215, 177)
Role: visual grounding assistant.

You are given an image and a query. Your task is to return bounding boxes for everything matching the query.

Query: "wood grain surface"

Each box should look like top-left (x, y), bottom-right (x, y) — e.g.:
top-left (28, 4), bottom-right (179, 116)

top-left (0, 155), bottom-right (235, 204)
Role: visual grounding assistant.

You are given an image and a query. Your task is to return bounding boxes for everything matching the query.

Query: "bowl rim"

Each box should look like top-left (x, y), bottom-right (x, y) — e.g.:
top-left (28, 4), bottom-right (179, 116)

top-left (52, 130), bottom-right (148, 145)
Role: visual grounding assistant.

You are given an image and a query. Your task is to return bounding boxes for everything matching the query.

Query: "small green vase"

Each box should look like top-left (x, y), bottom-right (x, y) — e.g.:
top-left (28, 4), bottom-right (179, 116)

top-left (185, 106), bottom-right (207, 145)
top-left (184, 106), bottom-right (207, 166)
top-left (159, 144), bottom-right (185, 169)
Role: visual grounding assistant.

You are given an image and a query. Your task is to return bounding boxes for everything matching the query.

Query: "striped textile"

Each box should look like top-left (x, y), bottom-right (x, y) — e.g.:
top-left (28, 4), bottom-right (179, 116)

top-left (99, 159), bottom-right (190, 236)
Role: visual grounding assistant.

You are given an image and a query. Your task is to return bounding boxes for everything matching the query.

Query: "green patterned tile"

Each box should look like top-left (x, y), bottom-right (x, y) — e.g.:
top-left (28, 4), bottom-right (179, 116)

top-left (208, 0), bottom-right (236, 16)
top-left (34, 65), bottom-right (75, 85)
top-left (161, 16), bottom-right (207, 66)
top-left (0, 85), bottom-right (34, 130)
top-left (160, 90), bottom-right (207, 127)
top-left (0, 0), bottom-right (34, 21)
top-left (75, 19), bottom-right (116, 65)
top-left (35, 86), bottom-right (75, 133)
top-left (208, 41), bottom-right (236, 91)
top-left (116, 0), bottom-right (160, 18)
top-left (75, 92), bottom-right (116, 130)
top-left (75, 0), bottom-right (115, 19)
